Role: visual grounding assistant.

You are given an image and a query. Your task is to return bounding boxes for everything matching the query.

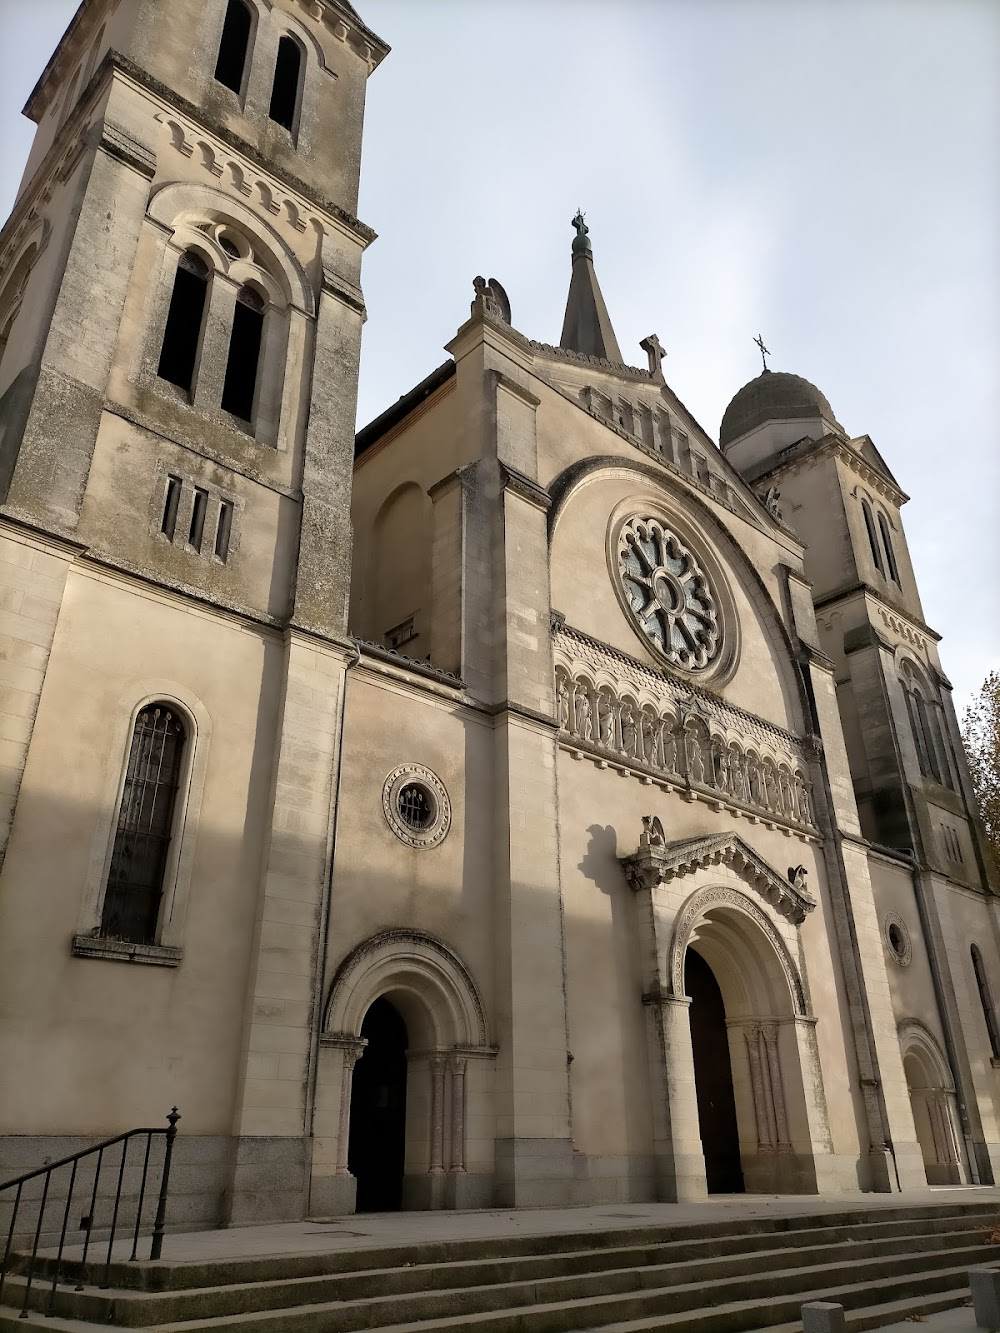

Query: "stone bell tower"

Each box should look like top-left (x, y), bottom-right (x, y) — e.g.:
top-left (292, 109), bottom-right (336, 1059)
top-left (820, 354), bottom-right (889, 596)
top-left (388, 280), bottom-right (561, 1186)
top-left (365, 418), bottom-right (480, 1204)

top-left (0, 0), bottom-right (390, 1224)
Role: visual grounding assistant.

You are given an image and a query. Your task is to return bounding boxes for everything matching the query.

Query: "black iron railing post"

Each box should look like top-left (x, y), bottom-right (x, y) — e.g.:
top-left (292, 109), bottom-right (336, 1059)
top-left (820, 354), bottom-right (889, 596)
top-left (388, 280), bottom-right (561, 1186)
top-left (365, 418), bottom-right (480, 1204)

top-left (0, 1181), bottom-right (23, 1309)
top-left (1, 1108), bottom-right (181, 1307)
top-left (149, 1108), bottom-right (180, 1262)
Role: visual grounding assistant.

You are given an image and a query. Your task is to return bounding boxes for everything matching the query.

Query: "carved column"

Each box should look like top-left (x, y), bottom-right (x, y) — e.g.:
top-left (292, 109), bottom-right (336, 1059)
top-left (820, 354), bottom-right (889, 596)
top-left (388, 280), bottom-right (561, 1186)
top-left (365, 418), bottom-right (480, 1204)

top-left (429, 1054), bottom-right (446, 1175)
top-left (449, 1055), bottom-right (467, 1173)
top-left (336, 1041), bottom-right (366, 1174)
top-left (745, 1027), bottom-right (772, 1149)
top-left (763, 1025), bottom-right (791, 1150)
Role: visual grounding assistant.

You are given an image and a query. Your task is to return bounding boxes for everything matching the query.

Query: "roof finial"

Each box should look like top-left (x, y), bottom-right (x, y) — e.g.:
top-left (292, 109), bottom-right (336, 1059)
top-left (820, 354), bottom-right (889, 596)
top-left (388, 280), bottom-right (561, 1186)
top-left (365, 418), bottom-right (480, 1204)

top-left (571, 208), bottom-right (592, 256)
top-left (754, 332), bottom-right (771, 373)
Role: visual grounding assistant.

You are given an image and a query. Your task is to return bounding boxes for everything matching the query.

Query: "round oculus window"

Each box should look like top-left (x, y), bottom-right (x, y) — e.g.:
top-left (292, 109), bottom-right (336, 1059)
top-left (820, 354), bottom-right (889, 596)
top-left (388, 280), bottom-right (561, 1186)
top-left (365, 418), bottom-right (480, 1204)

top-left (616, 517), bottom-right (721, 670)
top-left (382, 764), bottom-right (451, 849)
top-left (884, 913), bottom-right (912, 966)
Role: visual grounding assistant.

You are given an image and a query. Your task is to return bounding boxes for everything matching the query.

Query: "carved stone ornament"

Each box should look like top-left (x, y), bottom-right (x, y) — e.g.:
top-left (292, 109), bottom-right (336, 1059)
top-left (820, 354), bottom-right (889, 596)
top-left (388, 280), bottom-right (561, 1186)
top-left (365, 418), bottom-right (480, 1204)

top-left (620, 828), bottom-right (816, 926)
top-left (667, 884), bottom-right (809, 1013)
top-left (382, 764), bottom-right (452, 850)
top-left (616, 516), bottom-right (720, 670)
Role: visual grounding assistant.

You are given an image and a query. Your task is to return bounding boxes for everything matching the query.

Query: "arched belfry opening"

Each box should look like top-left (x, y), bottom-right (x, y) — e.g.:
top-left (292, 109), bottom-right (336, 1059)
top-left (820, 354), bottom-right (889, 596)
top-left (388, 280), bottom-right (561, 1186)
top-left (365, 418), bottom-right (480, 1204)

top-left (348, 997), bottom-right (408, 1211)
top-left (677, 893), bottom-right (822, 1196)
top-left (685, 948), bottom-right (743, 1193)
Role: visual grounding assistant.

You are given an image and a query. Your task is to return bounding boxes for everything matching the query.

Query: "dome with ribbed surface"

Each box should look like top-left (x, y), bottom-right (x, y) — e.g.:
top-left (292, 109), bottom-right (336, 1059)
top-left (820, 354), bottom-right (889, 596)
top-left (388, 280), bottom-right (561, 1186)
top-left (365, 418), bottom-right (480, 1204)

top-left (719, 370), bottom-right (842, 448)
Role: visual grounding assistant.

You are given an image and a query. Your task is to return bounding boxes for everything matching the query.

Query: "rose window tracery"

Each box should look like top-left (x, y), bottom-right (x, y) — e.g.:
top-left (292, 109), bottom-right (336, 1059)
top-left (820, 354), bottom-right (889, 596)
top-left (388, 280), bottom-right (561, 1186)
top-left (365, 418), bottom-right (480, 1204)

top-left (616, 518), bottom-right (720, 670)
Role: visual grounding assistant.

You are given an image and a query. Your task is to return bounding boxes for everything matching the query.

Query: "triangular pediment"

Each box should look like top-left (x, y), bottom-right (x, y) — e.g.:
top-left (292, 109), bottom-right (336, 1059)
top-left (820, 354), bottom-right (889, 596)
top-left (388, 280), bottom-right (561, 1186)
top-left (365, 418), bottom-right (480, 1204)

top-left (620, 829), bottom-right (815, 925)
top-left (852, 435), bottom-right (901, 490)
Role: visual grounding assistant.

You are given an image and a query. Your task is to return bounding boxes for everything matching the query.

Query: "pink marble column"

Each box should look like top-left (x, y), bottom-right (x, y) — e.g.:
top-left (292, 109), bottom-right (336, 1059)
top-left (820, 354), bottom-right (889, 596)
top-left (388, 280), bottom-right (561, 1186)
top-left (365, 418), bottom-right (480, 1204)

top-left (745, 1027), bottom-right (771, 1149)
top-left (449, 1055), bottom-right (467, 1173)
top-left (763, 1025), bottom-right (790, 1150)
top-left (429, 1054), bottom-right (446, 1175)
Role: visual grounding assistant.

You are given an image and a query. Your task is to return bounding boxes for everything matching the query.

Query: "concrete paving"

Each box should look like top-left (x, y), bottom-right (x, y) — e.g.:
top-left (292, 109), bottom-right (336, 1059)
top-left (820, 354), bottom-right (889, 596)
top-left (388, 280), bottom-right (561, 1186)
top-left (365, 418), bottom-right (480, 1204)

top-left (48, 1185), bottom-right (1000, 1264)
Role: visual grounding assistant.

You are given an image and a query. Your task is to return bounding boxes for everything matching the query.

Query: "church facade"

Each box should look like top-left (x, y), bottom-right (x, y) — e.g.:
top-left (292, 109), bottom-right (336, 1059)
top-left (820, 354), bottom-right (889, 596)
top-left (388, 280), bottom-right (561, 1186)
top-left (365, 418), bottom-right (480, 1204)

top-left (0, 0), bottom-right (998, 1229)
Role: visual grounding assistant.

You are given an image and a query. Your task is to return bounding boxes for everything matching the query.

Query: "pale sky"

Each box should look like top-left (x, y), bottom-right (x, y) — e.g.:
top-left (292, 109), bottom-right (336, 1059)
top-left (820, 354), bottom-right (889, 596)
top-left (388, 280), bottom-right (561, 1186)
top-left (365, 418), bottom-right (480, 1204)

top-left (1, 0), bottom-right (997, 710)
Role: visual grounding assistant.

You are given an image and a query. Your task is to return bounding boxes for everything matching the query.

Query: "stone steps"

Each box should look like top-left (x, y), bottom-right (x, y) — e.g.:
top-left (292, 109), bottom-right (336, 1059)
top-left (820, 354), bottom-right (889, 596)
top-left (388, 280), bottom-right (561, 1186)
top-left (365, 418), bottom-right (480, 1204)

top-left (1, 1202), bottom-right (995, 1333)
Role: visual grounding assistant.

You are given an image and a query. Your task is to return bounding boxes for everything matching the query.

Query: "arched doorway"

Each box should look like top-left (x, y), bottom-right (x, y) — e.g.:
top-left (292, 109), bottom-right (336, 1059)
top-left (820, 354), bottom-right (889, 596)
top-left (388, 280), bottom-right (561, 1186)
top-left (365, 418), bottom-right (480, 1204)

top-left (671, 888), bottom-right (829, 1195)
top-left (686, 948), bottom-right (744, 1193)
top-left (899, 1022), bottom-right (967, 1186)
top-left (348, 997), bottom-right (408, 1211)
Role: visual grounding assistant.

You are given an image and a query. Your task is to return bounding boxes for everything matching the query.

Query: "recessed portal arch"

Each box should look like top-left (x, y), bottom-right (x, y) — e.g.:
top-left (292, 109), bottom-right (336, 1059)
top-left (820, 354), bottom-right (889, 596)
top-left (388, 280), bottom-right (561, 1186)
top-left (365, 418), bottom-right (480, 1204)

top-left (315, 931), bottom-right (493, 1214)
top-left (898, 1019), bottom-right (967, 1186)
top-left (671, 885), bottom-right (827, 1194)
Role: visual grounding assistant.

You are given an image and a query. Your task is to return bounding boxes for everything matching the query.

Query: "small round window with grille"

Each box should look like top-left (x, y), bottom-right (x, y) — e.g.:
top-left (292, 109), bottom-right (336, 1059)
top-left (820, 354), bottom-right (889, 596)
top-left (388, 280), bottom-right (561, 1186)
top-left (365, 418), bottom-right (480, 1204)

top-left (382, 765), bottom-right (451, 849)
top-left (397, 783), bottom-right (432, 830)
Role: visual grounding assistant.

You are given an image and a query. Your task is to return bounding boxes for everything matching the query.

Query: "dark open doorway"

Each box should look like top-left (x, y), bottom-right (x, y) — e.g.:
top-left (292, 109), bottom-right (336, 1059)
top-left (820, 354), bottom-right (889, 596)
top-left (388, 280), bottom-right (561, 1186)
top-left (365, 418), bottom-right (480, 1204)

top-left (686, 948), bottom-right (745, 1194)
top-left (348, 996), bottom-right (408, 1211)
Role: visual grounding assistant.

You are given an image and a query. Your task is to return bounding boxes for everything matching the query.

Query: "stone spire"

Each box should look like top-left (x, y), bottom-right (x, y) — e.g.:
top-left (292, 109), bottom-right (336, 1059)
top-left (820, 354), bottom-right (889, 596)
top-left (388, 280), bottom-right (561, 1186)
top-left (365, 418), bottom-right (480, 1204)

top-left (559, 211), bottom-right (623, 363)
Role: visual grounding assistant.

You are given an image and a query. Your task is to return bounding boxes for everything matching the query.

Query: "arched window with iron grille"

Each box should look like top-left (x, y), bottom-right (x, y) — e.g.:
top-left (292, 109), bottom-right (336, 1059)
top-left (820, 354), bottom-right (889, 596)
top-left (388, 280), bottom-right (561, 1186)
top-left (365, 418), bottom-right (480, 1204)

top-left (157, 251), bottom-right (210, 393)
top-left (100, 705), bottom-right (187, 945)
top-left (214, 0), bottom-right (254, 94)
top-left (972, 945), bottom-right (1000, 1060)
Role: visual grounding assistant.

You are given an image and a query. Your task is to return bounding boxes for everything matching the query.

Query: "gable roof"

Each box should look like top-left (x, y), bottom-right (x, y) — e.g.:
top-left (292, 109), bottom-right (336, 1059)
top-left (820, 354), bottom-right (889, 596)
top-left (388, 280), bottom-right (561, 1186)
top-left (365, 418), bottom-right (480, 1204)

top-left (620, 830), bottom-right (816, 925)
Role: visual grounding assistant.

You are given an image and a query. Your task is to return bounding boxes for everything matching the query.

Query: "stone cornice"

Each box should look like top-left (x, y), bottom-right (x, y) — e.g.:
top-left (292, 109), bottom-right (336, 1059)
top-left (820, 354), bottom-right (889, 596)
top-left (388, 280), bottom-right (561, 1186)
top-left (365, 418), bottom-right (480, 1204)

top-left (500, 464), bottom-right (550, 512)
top-left (814, 583), bottom-right (942, 644)
top-left (750, 434), bottom-right (909, 507)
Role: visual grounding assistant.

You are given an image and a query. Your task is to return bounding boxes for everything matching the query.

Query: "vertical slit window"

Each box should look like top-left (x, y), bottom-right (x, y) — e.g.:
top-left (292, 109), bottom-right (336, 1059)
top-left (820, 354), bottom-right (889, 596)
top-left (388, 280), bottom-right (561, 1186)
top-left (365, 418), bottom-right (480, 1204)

top-left (221, 285), bottom-right (265, 423)
top-left (862, 500), bottom-right (883, 574)
top-left (215, 500), bottom-right (234, 562)
top-left (215, 0), bottom-right (253, 94)
top-left (878, 513), bottom-right (900, 583)
top-left (161, 475), bottom-right (182, 539)
top-left (189, 487), bottom-right (208, 552)
top-left (157, 251), bottom-right (209, 393)
top-left (101, 706), bottom-right (186, 945)
top-left (972, 946), bottom-right (1000, 1059)
top-left (269, 35), bottom-right (302, 130)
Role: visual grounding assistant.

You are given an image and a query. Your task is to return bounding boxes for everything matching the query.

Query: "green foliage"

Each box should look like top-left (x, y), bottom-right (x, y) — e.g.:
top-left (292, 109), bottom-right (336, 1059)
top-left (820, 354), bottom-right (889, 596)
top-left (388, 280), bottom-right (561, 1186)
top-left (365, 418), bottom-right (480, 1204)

top-left (962, 671), bottom-right (1000, 878)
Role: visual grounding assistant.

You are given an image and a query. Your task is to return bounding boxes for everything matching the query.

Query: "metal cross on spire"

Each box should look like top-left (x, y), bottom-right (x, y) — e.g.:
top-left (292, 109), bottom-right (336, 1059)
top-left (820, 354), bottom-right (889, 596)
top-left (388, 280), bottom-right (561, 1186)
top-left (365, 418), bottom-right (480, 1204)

top-left (754, 333), bottom-right (771, 372)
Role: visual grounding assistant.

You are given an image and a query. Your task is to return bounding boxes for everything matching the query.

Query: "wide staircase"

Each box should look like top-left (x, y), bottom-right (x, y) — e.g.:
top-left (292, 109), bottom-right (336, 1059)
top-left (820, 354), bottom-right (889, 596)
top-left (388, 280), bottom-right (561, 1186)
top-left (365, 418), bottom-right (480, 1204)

top-left (1, 1200), bottom-right (997, 1333)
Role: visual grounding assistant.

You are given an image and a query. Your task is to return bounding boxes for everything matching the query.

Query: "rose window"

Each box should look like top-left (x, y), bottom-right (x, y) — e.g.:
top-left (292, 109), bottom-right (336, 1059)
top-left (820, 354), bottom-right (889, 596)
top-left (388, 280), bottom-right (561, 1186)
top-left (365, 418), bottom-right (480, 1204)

top-left (616, 517), bottom-right (720, 669)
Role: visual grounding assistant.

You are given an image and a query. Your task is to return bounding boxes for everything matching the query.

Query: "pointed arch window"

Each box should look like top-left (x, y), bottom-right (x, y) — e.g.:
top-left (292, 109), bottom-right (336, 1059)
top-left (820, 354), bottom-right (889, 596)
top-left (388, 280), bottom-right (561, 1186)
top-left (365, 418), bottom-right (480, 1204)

top-left (861, 499), bottom-right (883, 574)
top-left (971, 946), bottom-right (1000, 1060)
top-left (269, 35), bottom-right (303, 131)
top-left (878, 512), bottom-right (900, 583)
top-left (157, 251), bottom-right (210, 393)
top-left (100, 705), bottom-right (187, 945)
top-left (221, 284), bottom-right (265, 422)
top-left (214, 0), bottom-right (253, 94)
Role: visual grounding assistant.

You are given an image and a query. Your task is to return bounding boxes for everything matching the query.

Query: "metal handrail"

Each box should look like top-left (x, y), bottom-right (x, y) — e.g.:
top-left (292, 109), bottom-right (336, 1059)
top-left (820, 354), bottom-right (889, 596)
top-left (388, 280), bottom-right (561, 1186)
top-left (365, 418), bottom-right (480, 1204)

top-left (0, 1108), bottom-right (180, 1318)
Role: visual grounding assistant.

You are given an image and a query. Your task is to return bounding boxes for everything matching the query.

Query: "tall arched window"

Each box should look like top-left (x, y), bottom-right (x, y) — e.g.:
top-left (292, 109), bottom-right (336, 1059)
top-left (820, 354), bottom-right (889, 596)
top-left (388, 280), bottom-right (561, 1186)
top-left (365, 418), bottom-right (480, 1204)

top-left (269, 35), bottom-right (303, 131)
top-left (214, 0), bottom-right (253, 94)
top-left (101, 705), bottom-right (187, 945)
top-left (901, 661), bottom-right (945, 784)
top-left (0, 241), bottom-right (39, 382)
top-left (878, 512), bottom-right (900, 583)
top-left (157, 251), bottom-right (210, 393)
top-left (972, 946), bottom-right (1000, 1060)
top-left (861, 499), bottom-right (883, 574)
top-left (221, 285), bottom-right (265, 422)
